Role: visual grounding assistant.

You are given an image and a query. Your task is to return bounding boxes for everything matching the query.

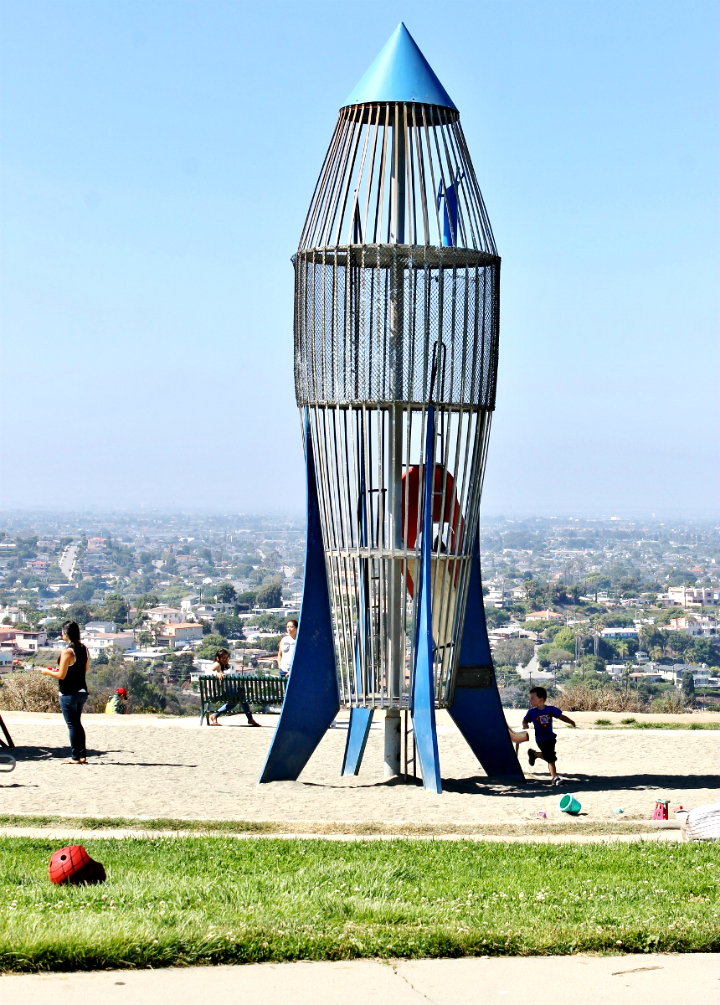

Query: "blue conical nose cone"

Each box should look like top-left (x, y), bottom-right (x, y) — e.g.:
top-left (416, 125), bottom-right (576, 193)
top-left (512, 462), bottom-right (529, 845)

top-left (342, 23), bottom-right (457, 110)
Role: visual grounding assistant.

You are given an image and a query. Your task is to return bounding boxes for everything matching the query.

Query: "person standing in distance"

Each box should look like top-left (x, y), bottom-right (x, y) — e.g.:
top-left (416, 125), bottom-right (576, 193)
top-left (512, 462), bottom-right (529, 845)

top-left (41, 620), bottom-right (89, 764)
top-left (277, 620), bottom-right (298, 678)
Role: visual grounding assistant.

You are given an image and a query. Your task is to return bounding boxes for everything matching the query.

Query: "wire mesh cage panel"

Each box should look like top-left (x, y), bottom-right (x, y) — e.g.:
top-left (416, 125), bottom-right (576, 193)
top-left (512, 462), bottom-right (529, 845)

top-left (294, 246), bottom-right (499, 407)
top-left (295, 101), bottom-right (500, 710)
top-left (308, 404), bottom-right (491, 709)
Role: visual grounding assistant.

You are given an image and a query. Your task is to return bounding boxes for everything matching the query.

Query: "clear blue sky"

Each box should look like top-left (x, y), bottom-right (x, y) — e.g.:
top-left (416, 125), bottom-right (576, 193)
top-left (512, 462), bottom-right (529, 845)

top-left (1, 1), bottom-right (717, 516)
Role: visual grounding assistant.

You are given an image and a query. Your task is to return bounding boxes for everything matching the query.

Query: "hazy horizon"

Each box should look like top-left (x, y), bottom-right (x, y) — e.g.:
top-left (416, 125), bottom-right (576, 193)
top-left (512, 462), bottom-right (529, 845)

top-left (1, 1), bottom-right (717, 515)
top-left (1, 507), bottom-right (718, 525)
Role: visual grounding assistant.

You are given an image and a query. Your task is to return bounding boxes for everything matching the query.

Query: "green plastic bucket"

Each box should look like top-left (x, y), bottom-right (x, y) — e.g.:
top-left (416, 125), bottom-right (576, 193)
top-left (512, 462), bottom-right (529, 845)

top-left (558, 793), bottom-right (581, 815)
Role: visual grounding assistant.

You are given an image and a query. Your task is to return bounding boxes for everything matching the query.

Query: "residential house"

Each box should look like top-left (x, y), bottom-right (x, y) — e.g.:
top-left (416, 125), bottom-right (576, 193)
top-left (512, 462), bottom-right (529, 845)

top-left (25, 559), bottom-right (49, 578)
top-left (82, 631), bottom-right (135, 657)
top-left (14, 630), bottom-right (48, 652)
top-left (645, 662), bottom-right (712, 687)
top-left (156, 623), bottom-right (204, 649)
top-left (605, 664), bottom-right (628, 677)
top-left (525, 610), bottom-right (564, 622)
top-left (145, 606), bottom-right (185, 625)
top-left (664, 586), bottom-right (719, 608)
top-left (484, 588), bottom-right (506, 608)
top-left (666, 616), bottom-right (717, 637)
top-left (488, 626), bottom-right (538, 642)
top-left (84, 622), bottom-right (117, 635)
top-left (600, 627), bottom-right (638, 639)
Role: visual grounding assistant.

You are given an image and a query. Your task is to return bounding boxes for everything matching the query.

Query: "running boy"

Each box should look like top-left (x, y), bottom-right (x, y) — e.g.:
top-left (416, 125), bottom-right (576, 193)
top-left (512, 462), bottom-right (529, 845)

top-left (522, 686), bottom-right (576, 786)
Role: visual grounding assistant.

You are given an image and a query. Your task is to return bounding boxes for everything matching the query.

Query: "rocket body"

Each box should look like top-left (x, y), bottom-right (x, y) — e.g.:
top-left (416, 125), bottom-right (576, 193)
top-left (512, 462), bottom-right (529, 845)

top-left (293, 26), bottom-right (500, 713)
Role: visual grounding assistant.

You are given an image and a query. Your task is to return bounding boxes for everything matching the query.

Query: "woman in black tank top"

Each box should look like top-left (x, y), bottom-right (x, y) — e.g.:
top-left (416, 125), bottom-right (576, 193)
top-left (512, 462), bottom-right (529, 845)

top-left (42, 620), bottom-right (89, 764)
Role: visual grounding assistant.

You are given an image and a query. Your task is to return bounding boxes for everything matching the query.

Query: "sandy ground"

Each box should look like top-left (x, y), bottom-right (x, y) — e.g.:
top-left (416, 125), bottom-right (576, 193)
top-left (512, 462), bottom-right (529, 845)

top-left (0, 709), bottom-right (717, 826)
top-left (3, 954), bottom-right (718, 1005)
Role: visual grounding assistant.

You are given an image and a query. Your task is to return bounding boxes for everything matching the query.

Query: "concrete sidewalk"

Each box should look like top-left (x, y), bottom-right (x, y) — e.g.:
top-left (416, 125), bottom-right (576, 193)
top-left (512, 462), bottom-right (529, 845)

top-left (3, 954), bottom-right (717, 1005)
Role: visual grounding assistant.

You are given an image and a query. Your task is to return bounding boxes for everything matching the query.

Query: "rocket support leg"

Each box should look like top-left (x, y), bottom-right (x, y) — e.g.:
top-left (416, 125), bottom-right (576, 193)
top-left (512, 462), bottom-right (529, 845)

top-left (259, 410), bottom-right (339, 783)
top-left (448, 529), bottom-right (525, 783)
top-left (383, 709), bottom-right (401, 778)
top-left (342, 707), bottom-right (374, 775)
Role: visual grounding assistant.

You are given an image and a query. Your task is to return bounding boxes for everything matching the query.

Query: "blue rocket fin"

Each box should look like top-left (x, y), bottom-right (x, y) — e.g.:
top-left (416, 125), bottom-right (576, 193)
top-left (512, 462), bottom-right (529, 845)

top-left (259, 410), bottom-right (339, 783)
top-left (342, 707), bottom-right (374, 775)
top-left (448, 529), bottom-right (525, 783)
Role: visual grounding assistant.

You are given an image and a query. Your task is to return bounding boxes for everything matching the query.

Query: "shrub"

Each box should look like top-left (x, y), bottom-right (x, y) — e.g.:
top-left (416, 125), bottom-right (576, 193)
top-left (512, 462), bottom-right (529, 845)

top-left (651, 691), bottom-right (688, 714)
top-left (492, 638), bottom-right (535, 669)
top-left (195, 633), bottom-right (230, 660)
top-left (236, 590), bottom-right (258, 606)
top-left (537, 644), bottom-right (574, 667)
top-left (256, 583), bottom-right (282, 609)
top-left (0, 671), bottom-right (60, 712)
top-left (212, 613), bottom-right (246, 638)
top-left (559, 684), bottom-right (646, 712)
top-left (245, 612), bottom-right (292, 633)
top-left (85, 691), bottom-right (113, 713)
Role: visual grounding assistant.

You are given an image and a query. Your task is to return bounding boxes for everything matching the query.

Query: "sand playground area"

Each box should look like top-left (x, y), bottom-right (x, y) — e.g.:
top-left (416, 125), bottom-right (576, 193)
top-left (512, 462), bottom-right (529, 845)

top-left (1, 709), bottom-right (718, 833)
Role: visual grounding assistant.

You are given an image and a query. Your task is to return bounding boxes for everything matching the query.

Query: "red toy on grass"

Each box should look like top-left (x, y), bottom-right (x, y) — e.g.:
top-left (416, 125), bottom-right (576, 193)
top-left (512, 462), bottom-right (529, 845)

top-left (49, 845), bottom-right (106, 885)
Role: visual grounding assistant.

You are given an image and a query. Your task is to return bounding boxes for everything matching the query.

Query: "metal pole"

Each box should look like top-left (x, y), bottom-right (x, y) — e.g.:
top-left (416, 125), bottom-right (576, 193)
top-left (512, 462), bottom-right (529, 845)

top-left (384, 707), bottom-right (401, 778)
top-left (385, 105), bottom-right (406, 777)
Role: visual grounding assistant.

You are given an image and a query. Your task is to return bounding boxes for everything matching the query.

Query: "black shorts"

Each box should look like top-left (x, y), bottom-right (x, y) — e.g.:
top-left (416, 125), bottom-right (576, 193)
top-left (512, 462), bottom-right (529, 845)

top-left (537, 737), bottom-right (557, 764)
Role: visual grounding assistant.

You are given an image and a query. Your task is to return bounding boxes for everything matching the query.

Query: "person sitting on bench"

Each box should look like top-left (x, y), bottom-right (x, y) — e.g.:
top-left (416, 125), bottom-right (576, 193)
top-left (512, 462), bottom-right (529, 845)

top-left (208, 649), bottom-right (260, 727)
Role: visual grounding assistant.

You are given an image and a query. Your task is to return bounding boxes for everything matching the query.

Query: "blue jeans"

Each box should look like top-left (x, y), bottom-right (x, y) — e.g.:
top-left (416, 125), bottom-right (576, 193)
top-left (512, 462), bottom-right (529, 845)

top-left (215, 700), bottom-right (253, 720)
top-left (60, 693), bottom-right (88, 760)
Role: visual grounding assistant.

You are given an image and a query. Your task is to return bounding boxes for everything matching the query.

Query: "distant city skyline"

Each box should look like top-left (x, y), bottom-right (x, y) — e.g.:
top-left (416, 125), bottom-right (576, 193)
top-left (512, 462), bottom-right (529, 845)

top-left (1, 1), bottom-right (717, 514)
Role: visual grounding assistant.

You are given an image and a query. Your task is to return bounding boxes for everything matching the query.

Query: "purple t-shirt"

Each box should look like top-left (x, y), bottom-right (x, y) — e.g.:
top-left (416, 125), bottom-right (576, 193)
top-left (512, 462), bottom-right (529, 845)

top-left (524, 705), bottom-right (562, 742)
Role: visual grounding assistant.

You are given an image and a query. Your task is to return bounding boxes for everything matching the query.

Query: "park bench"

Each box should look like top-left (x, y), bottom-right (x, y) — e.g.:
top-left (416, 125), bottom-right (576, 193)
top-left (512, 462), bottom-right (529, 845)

top-left (198, 674), bottom-right (287, 726)
top-left (0, 713), bottom-right (13, 749)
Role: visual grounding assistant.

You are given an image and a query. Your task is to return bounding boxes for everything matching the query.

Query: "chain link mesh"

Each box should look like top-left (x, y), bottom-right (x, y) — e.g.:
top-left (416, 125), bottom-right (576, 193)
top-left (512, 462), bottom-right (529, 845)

top-left (295, 246), bottom-right (499, 408)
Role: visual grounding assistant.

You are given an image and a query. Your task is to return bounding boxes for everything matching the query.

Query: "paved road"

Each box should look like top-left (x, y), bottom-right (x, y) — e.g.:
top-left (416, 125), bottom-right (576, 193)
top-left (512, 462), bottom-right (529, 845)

top-left (3, 954), bottom-right (717, 1005)
top-left (58, 544), bottom-right (78, 581)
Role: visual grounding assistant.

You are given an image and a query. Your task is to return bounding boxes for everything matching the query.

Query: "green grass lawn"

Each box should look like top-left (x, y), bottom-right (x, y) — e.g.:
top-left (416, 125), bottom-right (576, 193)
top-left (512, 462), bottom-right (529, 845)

top-left (0, 838), bottom-right (717, 971)
top-left (594, 719), bottom-right (719, 729)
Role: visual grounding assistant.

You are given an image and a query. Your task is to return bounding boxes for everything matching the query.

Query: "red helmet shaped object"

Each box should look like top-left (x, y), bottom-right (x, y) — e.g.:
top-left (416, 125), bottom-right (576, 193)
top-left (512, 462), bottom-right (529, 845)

top-left (49, 845), bottom-right (106, 885)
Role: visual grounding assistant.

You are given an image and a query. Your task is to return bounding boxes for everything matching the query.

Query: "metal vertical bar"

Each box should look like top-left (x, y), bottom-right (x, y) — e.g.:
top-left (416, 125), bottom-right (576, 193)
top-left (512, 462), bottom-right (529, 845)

top-left (333, 116), bottom-right (364, 247)
top-left (412, 113), bottom-right (430, 245)
top-left (362, 105), bottom-right (381, 243)
top-left (347, 117), bottom-right (372, 245)
top-left (300, 118), bottom-right (345, 249)
top-left (373, 105), bottom-right (389, 244)
top-left (387, 101), bottom-right (406, 725)
top-left (421, 106), bottom-right (444, 245)
top-left (322, 117), bottom-right (359, 248)
top-left (452, 121), bottom-right (498, 254)
top-left (411, 404), bottom-right (442, 793)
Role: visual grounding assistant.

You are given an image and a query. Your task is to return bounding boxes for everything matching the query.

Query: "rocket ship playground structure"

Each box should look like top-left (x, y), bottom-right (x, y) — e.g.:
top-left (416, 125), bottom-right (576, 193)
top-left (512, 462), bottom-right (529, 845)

top-left (260, 24), bottom-right (524, 793)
